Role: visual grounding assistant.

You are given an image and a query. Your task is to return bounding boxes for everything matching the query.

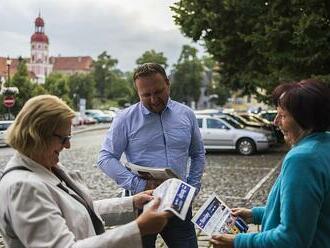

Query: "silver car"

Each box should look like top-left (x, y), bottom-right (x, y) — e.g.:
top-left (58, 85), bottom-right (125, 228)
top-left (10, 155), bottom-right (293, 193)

top-left (0, 121), bottom-right (14, 146)
top-left (196, 115), bottom-right (273, 155)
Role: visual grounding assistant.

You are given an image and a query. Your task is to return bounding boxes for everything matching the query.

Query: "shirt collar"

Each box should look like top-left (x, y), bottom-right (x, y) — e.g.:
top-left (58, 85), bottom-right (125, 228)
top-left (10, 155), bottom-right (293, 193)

top-left (140, 98), bottom-right (174, 115)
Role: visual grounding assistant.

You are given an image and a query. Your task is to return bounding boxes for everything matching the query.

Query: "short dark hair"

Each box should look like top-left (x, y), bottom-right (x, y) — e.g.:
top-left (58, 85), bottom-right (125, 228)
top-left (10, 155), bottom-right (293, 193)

top-left (133, 63), bottom-right (168, 82)
top-left (272, 79), bottom-right (330, 132)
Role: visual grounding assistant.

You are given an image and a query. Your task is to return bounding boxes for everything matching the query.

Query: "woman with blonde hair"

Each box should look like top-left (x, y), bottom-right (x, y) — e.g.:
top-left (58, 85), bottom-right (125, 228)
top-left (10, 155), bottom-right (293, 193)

top-left (0, 95), bottom-right (170, 248)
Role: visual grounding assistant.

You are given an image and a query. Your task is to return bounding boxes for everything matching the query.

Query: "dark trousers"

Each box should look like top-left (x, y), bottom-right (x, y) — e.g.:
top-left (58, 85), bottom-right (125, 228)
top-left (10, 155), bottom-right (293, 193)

top-left (142, 208), bottom-right (198, 248)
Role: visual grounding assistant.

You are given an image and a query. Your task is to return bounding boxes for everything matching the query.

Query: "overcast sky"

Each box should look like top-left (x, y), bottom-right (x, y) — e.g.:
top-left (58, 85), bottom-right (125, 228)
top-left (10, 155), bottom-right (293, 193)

top-left (0, 0), bottom-right (204, 72)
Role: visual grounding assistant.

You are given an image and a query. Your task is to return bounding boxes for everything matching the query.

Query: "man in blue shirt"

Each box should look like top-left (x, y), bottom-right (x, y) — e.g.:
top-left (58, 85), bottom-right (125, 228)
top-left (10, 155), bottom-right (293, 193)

top-left (98, 63), bottom-right (205, 248)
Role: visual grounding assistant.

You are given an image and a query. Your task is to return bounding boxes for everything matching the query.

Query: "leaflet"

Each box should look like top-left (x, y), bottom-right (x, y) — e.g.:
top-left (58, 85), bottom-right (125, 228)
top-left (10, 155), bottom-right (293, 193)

top-left (144, 178), bottom-right (196, 220)
top-left (192, 193), bottom-right (248, 236)
top-left (124, 162), bottom-right (180, 180)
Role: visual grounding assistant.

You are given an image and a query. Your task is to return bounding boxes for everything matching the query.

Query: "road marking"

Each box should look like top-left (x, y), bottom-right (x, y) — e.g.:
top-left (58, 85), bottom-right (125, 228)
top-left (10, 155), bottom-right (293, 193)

top-left (243, 161), bottom-right (281, 200)
top-left (214, 161), bottom-right (282, 200)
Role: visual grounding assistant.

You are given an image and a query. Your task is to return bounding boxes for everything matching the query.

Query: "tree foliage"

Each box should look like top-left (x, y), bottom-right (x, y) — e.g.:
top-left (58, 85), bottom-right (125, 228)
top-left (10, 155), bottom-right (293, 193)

top-left (44, 73), bottom-right (72, 106)
top-left (109, 70), bottom-right (136, 107)
top-left (171, 0), bottom-right (330, 102)
top-left (68, 73), bottom-right (96, 110)
top-left (136, 49), bottom-right (168, 69)
top-left (92, 51), bottom-right (118, 99)
top-left (171, 45), bottom-right (204, 105)
top-left (8, 59), bottom-right (43, 116)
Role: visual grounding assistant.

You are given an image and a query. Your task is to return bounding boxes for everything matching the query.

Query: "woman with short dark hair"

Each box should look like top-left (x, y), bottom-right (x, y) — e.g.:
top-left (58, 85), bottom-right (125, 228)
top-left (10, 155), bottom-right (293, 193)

top-left (211, 79), bottom-right (330, 248)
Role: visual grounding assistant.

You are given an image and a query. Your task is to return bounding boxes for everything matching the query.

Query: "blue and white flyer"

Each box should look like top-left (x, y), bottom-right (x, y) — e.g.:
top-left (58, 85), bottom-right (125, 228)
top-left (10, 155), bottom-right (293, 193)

top-left (144, 178), bottom-right (196, 220)
top-left (192, 193), bottom-right (248, 236)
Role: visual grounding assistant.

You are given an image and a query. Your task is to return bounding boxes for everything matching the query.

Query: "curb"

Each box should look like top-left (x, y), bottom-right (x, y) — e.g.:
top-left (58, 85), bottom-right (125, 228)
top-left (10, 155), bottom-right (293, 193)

top-left (72, 123), bottom-right (110, 135)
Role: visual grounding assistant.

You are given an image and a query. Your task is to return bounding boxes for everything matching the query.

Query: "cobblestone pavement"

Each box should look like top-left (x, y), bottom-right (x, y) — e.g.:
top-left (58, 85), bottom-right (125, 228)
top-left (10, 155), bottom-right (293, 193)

top-left (0, 128), bottom-right (288, 247)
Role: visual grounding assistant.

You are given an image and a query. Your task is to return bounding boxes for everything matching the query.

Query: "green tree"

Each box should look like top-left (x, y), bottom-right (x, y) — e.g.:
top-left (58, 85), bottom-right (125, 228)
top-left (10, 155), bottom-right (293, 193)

top-left (68, 73), bottom-right (96, 110)
top-left (9, 58), bottom-right (41, 115)
top-left (92, 51), bottom-right (118, 99)
top-left (136, 49), bottom-right (168, 69)
top-left (124, 71), bottom-right (139, 105)
top-left (44, 73), bottom-right (72, 106)
top-left (171, 0), bottom-right (330, 102)
top-left (171, 45), bottom-right (204, 105)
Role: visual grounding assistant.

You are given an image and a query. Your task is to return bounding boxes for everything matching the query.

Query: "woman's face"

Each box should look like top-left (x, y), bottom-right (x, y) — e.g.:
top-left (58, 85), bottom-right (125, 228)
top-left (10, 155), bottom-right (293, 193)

top-left (274, 106), bottom-right (304, 146)
top-left (34, 119), bottom-right (72, 169)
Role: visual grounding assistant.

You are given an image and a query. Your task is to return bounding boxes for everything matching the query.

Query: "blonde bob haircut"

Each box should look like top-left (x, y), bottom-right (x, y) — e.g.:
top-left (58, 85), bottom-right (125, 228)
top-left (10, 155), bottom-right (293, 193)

top-left (6, 95), bottom-right (75, 157)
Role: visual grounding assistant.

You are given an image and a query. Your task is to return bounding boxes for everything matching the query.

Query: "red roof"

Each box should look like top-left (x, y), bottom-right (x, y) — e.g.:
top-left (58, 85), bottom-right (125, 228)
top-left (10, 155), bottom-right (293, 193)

top-left (31, 32), bottom-right (49, 43)
top-left (35, 16), bottom-right (45, 27)
top-left (50, 56), bottom-right (93, 71)
top-left (0, 57), bottom-right (19, 78)
top-left (0, 57), bottom-right (36, 80)
top-left (0, 56), bottom-right (93, 80)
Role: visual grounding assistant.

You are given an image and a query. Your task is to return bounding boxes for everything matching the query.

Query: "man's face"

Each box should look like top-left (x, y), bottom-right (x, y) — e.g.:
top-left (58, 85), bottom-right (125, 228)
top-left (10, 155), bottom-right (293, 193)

top-left (135, 73), bottom-right (170, 113)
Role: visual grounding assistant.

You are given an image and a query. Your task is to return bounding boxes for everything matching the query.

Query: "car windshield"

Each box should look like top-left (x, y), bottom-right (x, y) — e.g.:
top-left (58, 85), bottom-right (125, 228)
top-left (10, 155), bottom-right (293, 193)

top-left (241, 114), bottom-right (263, 124)
top-left (219, 117), bottom-right (243, 129)
top-left (261, 112), bottom-right (277, 122)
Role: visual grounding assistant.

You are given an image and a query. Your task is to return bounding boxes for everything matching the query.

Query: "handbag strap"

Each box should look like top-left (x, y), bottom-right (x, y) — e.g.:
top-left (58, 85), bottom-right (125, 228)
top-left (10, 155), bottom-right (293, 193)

top-left (0, 166), bottom-right (32, 180)
top-left (52, 167), bottom-right (105, 235)
top-left (0, 165), bottom-right (105, 235)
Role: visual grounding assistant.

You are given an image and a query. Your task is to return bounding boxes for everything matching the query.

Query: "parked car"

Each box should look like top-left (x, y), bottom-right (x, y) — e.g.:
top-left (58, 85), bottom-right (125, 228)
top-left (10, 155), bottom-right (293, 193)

top-left (196, 115), bottom-right (273, 155)
top-left (72, 112), bottom-right (84, 126)
top-left (225, 112), bottom-right (270, 130)
top-left (103, 110), bottom-right (117, 120)
top-left (216, 115), bottom-right (276, 144)
top-left (0, 121), bottom-right (14, 146)
top-left (85, 109), bottom-right (113, 123)
top-left (194, 109), bottom-right (223, 116)
top-left (82, 115), bottom-right (97, 125)
top-left (239, 112), bottom-right (283, 143)
top-left (258, 110), bottom-right (277, 122)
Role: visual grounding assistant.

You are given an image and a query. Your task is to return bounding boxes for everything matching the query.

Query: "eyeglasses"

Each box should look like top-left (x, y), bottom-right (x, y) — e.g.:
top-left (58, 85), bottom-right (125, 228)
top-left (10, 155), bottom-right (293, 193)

top-left (53, 134), bottom-right (72, 145)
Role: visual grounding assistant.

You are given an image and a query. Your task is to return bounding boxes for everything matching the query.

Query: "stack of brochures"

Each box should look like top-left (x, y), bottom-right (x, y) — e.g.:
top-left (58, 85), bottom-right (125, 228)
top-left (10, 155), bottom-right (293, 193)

top-left (192, 193), bottom-right (248, 236)
top-left (125, 162), bottom-right (180, 180)
top-left (144, 178), bottom-right (196, 220)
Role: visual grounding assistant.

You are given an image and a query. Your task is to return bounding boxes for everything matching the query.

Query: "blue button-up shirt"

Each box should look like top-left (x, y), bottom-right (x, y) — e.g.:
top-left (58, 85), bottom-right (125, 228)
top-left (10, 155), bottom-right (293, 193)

top-left (97, 99), bottom-right (205, 194)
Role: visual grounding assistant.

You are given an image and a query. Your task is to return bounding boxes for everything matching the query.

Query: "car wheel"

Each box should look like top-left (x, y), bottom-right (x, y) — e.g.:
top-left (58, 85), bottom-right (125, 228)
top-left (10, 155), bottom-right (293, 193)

top-left (236, 138), bottom-right (256, 155)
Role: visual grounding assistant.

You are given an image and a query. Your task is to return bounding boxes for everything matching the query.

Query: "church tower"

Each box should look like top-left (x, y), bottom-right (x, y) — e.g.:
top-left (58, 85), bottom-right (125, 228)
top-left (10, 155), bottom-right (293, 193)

top-left (29, 13), bottom-right (52, 83)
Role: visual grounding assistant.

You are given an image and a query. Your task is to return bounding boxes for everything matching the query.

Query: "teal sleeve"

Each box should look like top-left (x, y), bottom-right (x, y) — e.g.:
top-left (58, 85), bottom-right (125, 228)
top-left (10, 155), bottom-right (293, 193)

top-left (252, 207), bottom-right (265, 225)
top-left (234, 154), bottom-right (324, 248)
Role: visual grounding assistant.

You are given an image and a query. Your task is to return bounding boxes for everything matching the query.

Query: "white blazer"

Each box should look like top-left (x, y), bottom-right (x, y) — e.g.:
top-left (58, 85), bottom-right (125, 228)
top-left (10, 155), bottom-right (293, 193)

top-left (0, 152), bottom-right (142, 248)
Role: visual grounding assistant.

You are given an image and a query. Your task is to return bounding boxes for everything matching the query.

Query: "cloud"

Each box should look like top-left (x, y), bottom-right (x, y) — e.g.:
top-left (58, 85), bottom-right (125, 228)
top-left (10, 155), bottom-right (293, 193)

top-left (0, 0), bottom-right (204, 71)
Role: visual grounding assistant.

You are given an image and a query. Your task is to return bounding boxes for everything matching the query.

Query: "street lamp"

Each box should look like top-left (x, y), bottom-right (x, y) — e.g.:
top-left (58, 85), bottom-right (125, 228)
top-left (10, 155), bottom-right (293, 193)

top-left (0, 56), bottom-right (18, 96)
top-left (6, 56), bottom-right (11, 86)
